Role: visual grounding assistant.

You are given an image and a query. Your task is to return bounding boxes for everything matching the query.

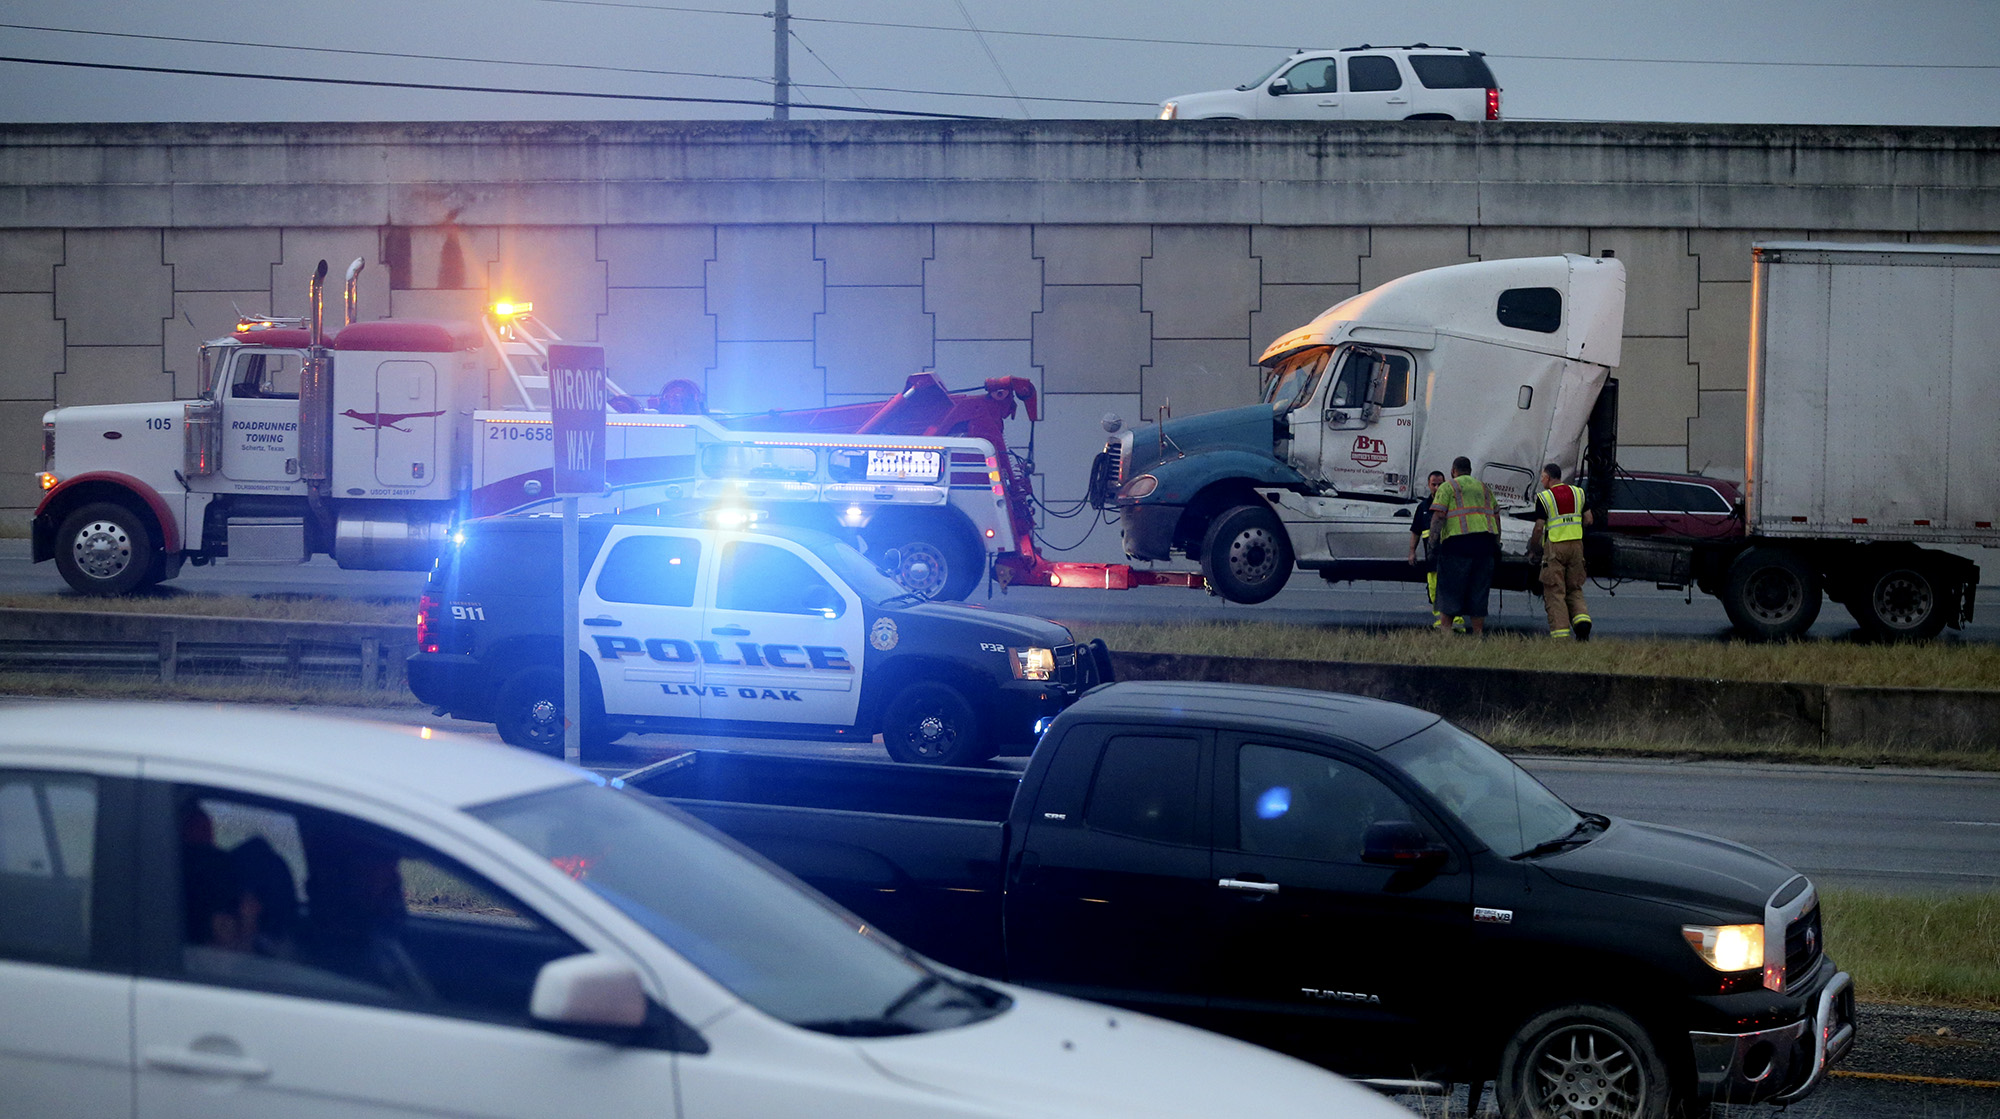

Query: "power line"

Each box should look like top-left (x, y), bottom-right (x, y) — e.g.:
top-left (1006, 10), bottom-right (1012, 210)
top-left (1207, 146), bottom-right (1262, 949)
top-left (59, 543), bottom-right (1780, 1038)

top-left (953, 0), bottom-right (1030, 120)
top-left (495, 2), bottom-right (2000, 71)
top-left (0, 21), bottom-right (1154, 108)
top-left (0, 55), bottom-right (996, 118)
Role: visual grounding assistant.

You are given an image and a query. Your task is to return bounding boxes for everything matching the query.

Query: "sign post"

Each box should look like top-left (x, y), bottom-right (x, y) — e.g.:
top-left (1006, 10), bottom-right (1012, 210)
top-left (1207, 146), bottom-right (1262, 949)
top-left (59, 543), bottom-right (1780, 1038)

top-left (548, 344), bottom-right (607, 767)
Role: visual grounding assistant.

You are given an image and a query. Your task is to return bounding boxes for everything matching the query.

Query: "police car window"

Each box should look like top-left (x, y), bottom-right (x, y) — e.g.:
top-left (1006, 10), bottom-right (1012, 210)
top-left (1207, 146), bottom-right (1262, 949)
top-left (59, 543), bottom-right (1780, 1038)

top-left (0, 770), bottom-right (97, 964)
top-left (1236, 743), bottom-right (1429, 863)
top-left (1347, 55), bottom-right (1404, 92)
top-left (175, 789), bottom-right (581, 1022)
top-left (716, 541), bottom-right (844, 618)
top-left (1084, 734), bottom-right (1201, 846)
top-left (596, 535), bottom-right (702, 608)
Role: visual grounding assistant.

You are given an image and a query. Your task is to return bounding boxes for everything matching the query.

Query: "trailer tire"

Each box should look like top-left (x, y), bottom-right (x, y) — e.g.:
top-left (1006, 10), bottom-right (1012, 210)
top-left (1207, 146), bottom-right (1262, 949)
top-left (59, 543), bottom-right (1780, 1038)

top-left (867, 517), bottom-right (982, 602)
top-left (54, 502), bottom-right (157, 596)
top-left (1201, 504), bottom-right (1293, 605)
top-left (1721, 546), bottom-right (1821, 641)
top-left (1496, 1003), bottom-right (1677, 1119)
top-left (1846, 560), bottom-right (1950, 641)
top-left (881, 681), bottom-right (989, 766)
top-left (493, 666), bottom-right (618, 757)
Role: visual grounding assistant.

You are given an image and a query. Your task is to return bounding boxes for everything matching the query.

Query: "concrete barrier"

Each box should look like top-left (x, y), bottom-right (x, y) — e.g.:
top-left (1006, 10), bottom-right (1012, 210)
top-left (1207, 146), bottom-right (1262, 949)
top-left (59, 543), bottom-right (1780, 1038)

top-left (1107, 650), bottom-right (1995, 755)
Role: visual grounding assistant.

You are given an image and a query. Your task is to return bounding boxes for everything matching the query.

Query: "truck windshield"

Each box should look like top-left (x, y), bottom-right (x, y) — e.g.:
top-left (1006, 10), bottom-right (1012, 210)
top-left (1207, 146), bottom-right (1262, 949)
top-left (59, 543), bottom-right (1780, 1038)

top-left (1237, 57), bottom-right (1291, 90)
top-left (472, 783), bottom-right (1008, 1036)
top-left (1261, 348), bottom-right (1331, 411)
top-left (1380, 721), bottom-right (1582, 857)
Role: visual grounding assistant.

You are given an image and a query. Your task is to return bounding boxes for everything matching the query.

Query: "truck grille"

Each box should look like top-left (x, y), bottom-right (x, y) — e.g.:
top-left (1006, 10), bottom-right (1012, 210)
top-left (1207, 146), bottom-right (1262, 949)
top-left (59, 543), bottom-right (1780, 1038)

top-left (1054, 643), bottom-right (1080, 687)
top-left (1786, 903), bottom-right (1823, 981)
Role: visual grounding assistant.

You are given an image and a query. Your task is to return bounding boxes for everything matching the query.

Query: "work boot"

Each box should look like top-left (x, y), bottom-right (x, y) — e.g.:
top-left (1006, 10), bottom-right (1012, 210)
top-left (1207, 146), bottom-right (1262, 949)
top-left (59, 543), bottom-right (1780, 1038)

top-left (1573, 614), bottom-right (1593, 641)
top-left (1451, 617), bottom-right (1467, 634)
top-left (1550, 628), bottom-right (1571, 639)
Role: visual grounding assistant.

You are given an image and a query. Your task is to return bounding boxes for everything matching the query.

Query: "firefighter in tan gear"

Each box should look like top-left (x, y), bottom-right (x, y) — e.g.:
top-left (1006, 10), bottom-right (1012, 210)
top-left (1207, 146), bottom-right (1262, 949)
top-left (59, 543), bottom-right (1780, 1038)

top-left (1530, 463), bottom-right (1594, 640)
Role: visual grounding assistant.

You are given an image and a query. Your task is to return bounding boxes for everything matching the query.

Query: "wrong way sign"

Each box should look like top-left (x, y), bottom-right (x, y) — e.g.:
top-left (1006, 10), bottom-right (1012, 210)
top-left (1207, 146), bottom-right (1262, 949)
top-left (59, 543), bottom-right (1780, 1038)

top-left (548, 344), bottom-right (606, 496)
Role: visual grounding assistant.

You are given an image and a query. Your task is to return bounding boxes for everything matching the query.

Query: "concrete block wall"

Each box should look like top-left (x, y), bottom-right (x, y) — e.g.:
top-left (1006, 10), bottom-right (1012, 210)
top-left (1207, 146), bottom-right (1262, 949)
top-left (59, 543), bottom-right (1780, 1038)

top-left (3, 119), bottom-right (1997, 542)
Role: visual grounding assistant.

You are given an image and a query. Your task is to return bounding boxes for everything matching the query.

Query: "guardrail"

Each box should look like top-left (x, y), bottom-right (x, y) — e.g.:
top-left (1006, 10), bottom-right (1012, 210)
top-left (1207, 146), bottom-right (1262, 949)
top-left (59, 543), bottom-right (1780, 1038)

top-left (0, 609), bottom-right (416, 691)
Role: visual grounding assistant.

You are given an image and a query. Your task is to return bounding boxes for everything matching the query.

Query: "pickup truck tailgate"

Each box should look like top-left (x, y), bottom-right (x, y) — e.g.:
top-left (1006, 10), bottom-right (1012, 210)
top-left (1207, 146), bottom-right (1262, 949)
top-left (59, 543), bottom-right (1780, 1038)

top-left (623, 750), bottom-right (1017, 976)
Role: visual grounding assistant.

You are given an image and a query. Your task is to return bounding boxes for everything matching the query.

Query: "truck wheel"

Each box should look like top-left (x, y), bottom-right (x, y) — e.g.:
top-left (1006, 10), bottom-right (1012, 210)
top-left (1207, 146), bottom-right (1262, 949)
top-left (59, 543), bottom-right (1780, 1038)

top-left (54, 502), bottom-right (156, 596)
top-left (881, 681), bottom-right (988, 765)
top-left (1497, 1004), bottom-right (1676, 1119)
top-left (1846, 561), bottom-right (1950, 641)
top-left (493, 667), bottom-right (619, 757)
top-left (1721, 546), bottom-right (1821, 641)
top-left (868, 519), bottom-right (982, 601)
top-left (1200, 504), bottom-right (1293, 604)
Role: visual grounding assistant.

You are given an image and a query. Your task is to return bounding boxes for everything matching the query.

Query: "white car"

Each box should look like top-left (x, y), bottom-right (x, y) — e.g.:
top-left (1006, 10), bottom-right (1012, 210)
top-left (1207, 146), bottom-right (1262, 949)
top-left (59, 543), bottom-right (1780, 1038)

top-left (0, 703), bottom-right (1413, 1119)
top-left (1158, 45), bottom-right (1499, 121)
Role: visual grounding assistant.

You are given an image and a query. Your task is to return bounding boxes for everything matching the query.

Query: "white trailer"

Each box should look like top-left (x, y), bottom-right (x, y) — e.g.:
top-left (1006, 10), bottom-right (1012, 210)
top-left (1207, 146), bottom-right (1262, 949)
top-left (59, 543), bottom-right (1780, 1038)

top-left (1727, 241), bottom-right (1996, 638)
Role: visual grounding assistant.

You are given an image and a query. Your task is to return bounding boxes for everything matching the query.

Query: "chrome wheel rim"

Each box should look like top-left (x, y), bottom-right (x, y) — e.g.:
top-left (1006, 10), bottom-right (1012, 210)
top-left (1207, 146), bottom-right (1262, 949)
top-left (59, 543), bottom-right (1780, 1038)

top-left (1871, 569), bottom-right (1933, 630)
top-left (1226, 526), bottom-right (1280, 585)
top-left (888, 542), bottom-right (949, 599)
top-left (1527, 1024), bottom-right (1645, 1118)
top-left (522, 696), bottom-right (562, 749)
top-left (71, 519), bottom-right (135, 581)
top-left (1743, 567), bottom-right (1804, 624)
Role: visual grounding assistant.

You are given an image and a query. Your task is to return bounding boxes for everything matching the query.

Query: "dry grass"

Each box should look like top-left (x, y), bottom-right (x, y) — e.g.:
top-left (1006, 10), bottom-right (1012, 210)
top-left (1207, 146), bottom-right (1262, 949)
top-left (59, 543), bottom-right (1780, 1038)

top-left (1821, 889), bottom-right (2000, 1010)
top-left (0, 671), bottom-right (424, 709)
top-left (1465, 718), bottom-right (2000, 773)
top-left (1072, 622), bottom-right (2000, 692)
top-left (0, 593), bottom-right (414, 626)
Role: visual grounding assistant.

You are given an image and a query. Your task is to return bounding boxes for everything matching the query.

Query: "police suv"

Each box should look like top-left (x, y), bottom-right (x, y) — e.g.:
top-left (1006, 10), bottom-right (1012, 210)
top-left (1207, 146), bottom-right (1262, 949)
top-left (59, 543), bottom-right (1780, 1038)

top-left (408, 515), bottom-right (1095, 765)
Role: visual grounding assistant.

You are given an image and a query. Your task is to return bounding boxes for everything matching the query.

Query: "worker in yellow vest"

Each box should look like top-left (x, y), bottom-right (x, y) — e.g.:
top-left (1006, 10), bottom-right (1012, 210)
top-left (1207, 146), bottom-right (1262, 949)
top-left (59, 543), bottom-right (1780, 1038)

top-left (1429, 456), bottom-right (1499, 636)
top-left (1531, 462), bottom-right (1594, 640)
top-left (1407, 470), bottom-right (1463, 631)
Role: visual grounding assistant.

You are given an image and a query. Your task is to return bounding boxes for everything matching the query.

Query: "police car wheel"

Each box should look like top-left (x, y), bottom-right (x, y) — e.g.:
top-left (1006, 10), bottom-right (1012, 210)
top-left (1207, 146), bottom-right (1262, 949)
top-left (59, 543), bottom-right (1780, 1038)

top-left (494, 667), bottom-right (567, 757)
top-left (882, 681), bottom-right (988, 766)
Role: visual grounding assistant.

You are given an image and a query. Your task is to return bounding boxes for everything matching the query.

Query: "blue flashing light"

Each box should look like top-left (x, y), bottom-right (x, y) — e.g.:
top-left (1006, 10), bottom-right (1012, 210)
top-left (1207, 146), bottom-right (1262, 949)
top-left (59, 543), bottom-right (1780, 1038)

top-left (1255, 785), bottom-right (1292, 820)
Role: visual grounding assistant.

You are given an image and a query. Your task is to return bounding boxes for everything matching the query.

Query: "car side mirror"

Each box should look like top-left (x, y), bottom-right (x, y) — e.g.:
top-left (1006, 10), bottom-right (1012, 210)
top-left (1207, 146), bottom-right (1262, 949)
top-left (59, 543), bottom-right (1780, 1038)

top-left (1268, 78), bottom-right (1291, 95)
top-left (1362, 821), bottom-right (1448, 869)
top-left (531, 952), bottom-right (647, 1029)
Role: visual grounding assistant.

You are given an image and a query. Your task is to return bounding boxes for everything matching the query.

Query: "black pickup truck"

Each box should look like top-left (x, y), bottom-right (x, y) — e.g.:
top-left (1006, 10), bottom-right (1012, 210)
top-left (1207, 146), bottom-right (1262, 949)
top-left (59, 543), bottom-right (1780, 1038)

top-left (625, 681), bottom-right (1854, 1118)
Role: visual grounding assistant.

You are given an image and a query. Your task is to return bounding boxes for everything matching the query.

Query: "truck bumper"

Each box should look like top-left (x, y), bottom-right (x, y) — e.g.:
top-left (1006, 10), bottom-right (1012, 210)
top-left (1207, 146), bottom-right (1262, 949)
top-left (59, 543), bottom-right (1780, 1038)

top-left (406, 653), bottom-right (490, 716)
top-left (988, 679), bottom-right (1077, 749)
top-left (1687, 968), bottom-right (1854, 1106)
top-left (1118, 501), bottom-right (1182, 562)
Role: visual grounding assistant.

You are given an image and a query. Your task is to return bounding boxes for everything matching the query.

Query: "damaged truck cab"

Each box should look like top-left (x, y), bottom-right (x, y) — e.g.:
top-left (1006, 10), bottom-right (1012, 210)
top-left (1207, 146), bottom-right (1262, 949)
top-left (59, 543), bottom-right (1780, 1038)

top-left (1095, 253), bottom-right (1626, 603)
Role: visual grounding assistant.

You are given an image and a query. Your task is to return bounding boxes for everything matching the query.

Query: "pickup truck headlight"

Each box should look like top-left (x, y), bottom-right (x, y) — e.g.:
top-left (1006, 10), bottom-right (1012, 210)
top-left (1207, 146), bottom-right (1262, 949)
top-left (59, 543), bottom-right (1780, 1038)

top-left (1010, 647), bottom-right (1056, 681)
top-left (1157, 101), bottom-right (1179, 120)
top-left (1683, 923), bottom-right (1764, 972)
top-left (1124, 474), bottom-right (1159, 499)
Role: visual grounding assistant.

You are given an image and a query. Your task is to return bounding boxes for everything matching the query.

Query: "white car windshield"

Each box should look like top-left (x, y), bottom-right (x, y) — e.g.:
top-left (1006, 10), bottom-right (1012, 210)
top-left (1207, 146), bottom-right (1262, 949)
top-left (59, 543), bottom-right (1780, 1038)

top-left (1238, 57), bottom-right (1291, 90)
top-left (472, 783), bottom-right (1007, 1035)
top-left (1380, 721), bottom-right (1584, 857)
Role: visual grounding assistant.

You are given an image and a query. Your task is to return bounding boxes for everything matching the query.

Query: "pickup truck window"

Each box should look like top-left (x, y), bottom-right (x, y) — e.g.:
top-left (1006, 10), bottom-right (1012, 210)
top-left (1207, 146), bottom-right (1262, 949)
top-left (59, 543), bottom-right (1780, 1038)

top-left (716, 542), bottom-right (844, 618)
top-left (475, 785), bottom-right (1005, 1036)
top-left (596, 535), bottom-right (701, 607)
top-left (1084, 735), bottom-right (1201, 846)
top-left (1381, 722), bottom-right (1580, 857)
top-left (1235, 743), bottom-right (1433, 863)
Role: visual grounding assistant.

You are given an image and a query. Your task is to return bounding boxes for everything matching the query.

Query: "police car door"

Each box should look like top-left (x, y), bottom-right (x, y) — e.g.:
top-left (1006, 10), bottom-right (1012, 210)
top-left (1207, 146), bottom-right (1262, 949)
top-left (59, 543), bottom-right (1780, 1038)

top-left (578, 526), bottom-right (713, 721)
top-left (700, 535), bottom-right (865, 729)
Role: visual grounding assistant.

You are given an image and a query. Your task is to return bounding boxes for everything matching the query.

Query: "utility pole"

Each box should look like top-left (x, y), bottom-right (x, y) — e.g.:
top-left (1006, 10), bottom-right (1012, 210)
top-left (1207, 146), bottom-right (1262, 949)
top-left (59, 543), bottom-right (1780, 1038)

top-left (772, 0), bottom-right (790, 121)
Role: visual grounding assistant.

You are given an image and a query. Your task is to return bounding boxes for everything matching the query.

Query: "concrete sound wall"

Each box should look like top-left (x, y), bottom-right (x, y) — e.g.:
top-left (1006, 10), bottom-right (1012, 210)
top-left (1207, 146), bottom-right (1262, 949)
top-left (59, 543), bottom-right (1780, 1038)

top-left (2, 120), bottom-right (1997, 539)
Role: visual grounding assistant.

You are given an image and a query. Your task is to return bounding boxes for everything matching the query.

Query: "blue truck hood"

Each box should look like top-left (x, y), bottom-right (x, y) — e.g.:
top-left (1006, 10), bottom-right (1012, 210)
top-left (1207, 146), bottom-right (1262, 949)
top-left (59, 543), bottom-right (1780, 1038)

top-left (1127, 402), bottom-right (1283, 474)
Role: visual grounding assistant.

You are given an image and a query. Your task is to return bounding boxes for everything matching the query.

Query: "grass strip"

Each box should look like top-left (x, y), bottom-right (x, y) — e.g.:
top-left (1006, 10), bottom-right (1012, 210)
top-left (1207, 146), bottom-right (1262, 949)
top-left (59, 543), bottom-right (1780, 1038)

top-left (1822, 889), bottom-right (2000, 1011)
top-left (1071, 621), bottom-right (2000, 692)
top-left (0, 672), bottom-right (424, 709)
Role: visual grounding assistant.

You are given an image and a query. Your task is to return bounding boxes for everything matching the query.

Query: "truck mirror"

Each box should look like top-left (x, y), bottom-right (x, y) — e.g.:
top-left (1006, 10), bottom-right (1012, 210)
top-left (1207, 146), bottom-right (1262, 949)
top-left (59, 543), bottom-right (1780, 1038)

top-left (1361, 821), bottom-right (1447, 869)
top-left (877, 547), bottom-right (903, 576)
top-left (1268, 78), bottom-right (1291, 95)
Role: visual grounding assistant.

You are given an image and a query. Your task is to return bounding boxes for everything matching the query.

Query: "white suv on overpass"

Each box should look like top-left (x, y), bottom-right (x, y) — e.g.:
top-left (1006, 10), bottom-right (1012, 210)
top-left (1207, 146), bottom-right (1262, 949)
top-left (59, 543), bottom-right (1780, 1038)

top-left (1158, 44), bottom-right (1500, 121)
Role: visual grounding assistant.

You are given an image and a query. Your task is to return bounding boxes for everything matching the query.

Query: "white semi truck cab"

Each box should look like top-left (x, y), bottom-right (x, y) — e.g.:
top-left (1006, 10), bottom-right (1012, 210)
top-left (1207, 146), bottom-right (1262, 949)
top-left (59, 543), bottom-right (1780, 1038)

top-left (33, 262), bottom-right (1017, 598)
top-left (1095, 253), bottom-right (1626, 603)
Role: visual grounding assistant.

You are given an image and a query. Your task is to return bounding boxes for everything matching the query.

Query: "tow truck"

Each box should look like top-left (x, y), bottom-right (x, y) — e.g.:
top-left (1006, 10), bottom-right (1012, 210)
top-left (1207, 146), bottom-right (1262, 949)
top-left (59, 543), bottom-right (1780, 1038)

top-left (33, 259), bottom-right (1193, 599)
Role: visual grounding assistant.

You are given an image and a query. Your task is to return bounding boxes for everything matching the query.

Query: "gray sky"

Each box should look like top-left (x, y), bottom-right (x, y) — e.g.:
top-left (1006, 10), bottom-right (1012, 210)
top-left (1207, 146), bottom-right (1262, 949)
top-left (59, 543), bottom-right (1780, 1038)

top-left (2, 0), bottom-right (1996, 126)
